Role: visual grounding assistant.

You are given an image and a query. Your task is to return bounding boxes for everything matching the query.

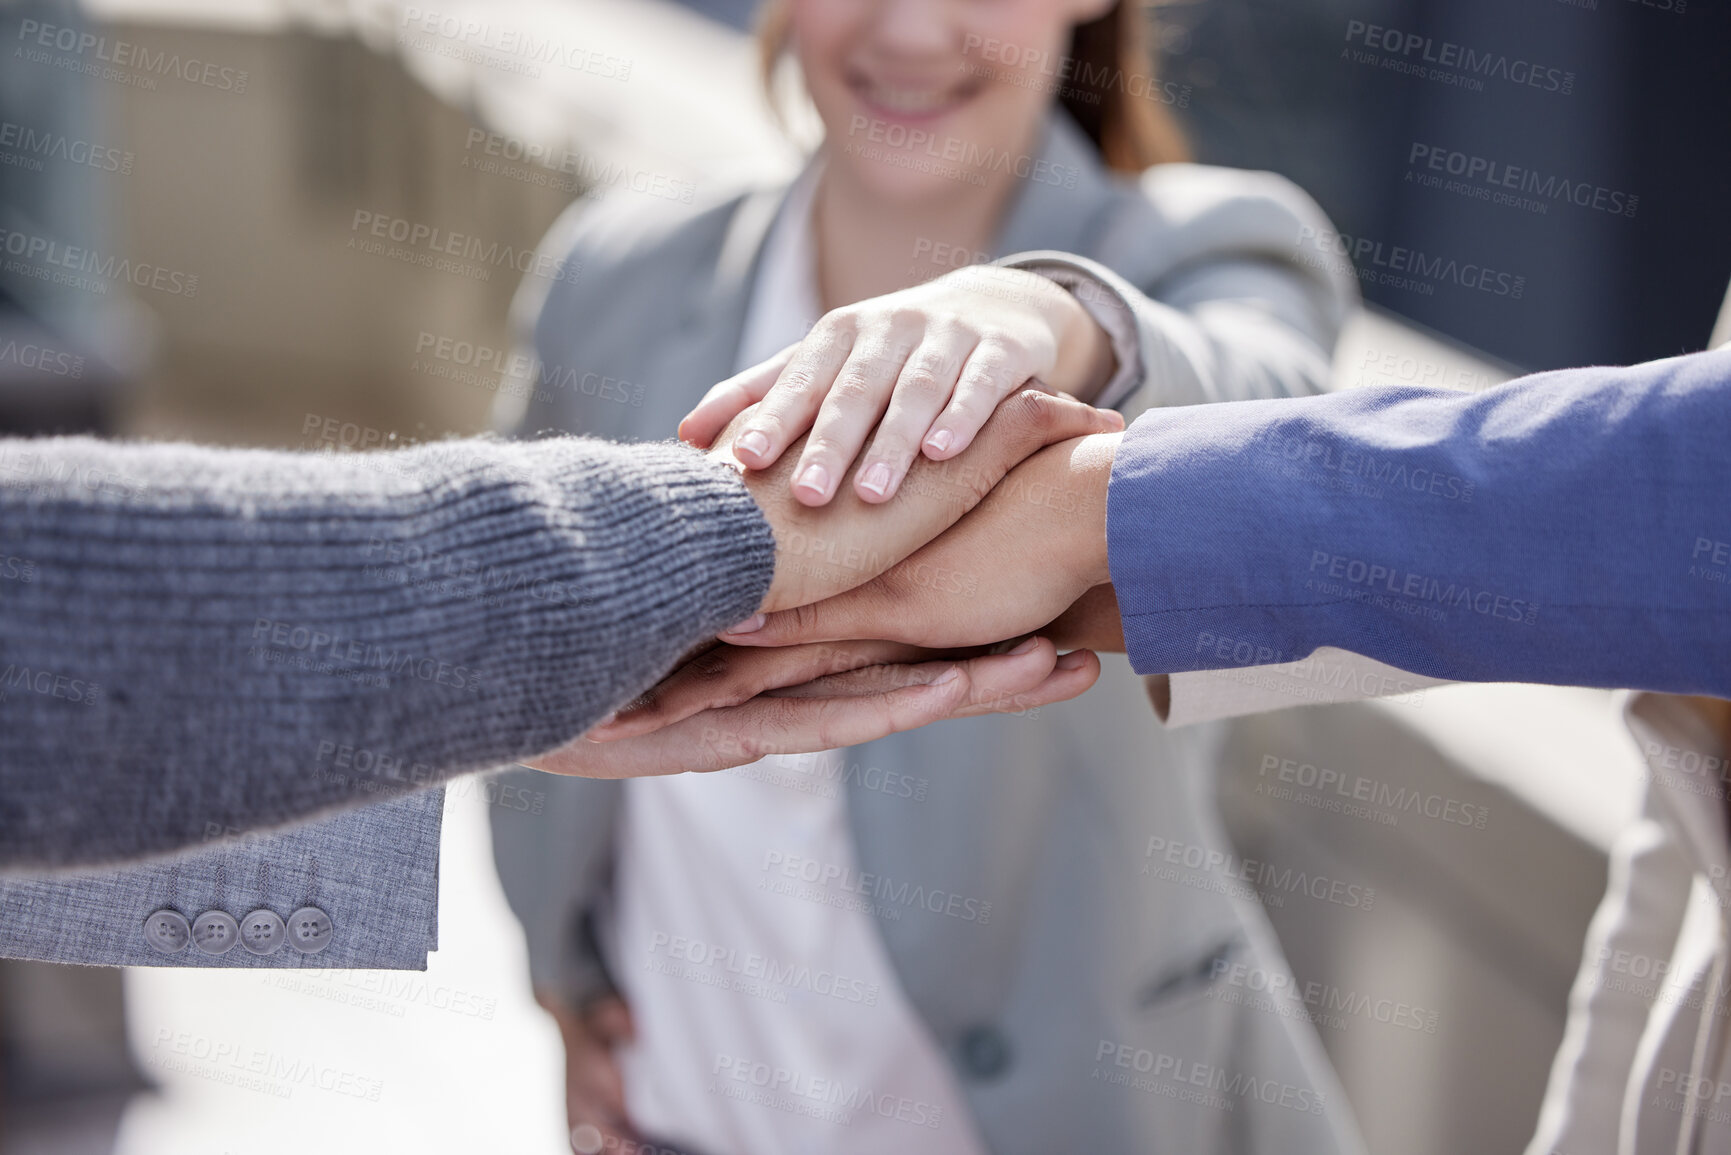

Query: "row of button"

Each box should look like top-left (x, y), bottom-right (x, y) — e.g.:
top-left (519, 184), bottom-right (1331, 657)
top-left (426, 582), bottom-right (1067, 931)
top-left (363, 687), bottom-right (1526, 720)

top-left (145, 906), bottom-right (333, 956)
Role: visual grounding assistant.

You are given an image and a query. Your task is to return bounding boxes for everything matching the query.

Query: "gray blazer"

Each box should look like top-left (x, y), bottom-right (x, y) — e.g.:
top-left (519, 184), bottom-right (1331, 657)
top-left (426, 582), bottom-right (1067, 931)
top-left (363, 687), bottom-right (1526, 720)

top-left (0, 433), bottom-right (774, 966)
top-left (490, 116), bottom-right (1367, 1154)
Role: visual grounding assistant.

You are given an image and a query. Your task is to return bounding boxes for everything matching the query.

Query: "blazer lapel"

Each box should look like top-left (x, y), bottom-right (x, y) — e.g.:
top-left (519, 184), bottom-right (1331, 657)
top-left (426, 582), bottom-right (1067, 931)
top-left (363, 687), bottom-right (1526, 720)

top-left (639, 185), bottom-right (786, 426)
top-left (992, 114), bottom-right (1124, 261)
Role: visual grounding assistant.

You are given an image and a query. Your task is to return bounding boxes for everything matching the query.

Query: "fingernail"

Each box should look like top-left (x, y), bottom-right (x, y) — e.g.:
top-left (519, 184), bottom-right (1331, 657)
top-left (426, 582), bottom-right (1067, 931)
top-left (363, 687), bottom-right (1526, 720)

top-left (795, 462), bottom-right (831, 497)
top-left (859, 462), bottom-right (892, 497)
top-left (1008, 638), bottom-right (1040, 656)
top-left (932, 666), bottom-right (962, 686)
top-left (736, 430), bottom-right (771, 461)
top-left (1056, 650), bottom-right (1090, 670)
top-left (924, 428), bottom-right (954, 455)
top-left (725, 614), bottom-right (765, 635)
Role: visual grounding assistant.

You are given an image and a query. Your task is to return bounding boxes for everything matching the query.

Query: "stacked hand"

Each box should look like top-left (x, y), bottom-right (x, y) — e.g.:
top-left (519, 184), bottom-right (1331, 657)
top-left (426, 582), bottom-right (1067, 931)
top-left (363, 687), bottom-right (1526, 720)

top-left (526, 266), bottom-right (1128, 780)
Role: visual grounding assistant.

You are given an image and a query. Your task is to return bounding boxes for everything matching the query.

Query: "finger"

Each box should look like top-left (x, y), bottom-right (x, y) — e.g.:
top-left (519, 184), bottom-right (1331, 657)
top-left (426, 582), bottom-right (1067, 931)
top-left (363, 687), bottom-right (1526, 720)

top-left (679, 344), bottom-right (799, 447)
top-left (769, 636), bottom-right (1056, 702)
top-left (707, 639), bottom-right (1071, 754)
top-left (730, 319), bottom-right (856, 469)
top-left (666, 663), bottom-right (977, 767)
top-left (917, 389), bottom-right (1125, 507)
top-left (852, 328), bottom-right (972, 503)
top-left (584, 997), bottom-right (635, 1045)
top-left (570, 1120), bottom-right (634, 1155)
top-left (951, 644), bottom-right (1101, 717)
top-left (791, 323), bottom-right (922, 505)
top-left (589, 641), bottom-right (923, 741)
top-left (921, 338), bottom-right (1028, 460)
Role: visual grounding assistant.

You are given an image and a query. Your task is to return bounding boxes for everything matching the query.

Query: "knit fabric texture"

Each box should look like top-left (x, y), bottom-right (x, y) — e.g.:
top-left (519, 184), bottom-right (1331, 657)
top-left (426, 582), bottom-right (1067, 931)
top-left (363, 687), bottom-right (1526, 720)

top-left (0, 434), bottom-right (774, 869)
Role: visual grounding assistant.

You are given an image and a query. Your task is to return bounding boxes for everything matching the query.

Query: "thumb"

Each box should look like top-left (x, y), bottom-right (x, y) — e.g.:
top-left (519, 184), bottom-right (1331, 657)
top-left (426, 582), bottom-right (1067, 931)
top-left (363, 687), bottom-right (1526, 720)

top-left (679, 344), bottom-right (798, 447)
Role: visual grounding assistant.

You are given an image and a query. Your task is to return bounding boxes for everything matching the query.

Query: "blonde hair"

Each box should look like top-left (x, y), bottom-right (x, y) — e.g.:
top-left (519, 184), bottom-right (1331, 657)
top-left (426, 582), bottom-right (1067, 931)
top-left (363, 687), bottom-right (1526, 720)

top-left (757, 0), bottom-right (1189, 173)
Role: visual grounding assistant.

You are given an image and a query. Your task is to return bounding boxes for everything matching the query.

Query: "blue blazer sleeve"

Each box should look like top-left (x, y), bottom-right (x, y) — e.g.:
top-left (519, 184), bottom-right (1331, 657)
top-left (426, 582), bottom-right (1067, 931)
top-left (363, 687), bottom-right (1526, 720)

top-left (1108, 347), bottom-right (1731, 698)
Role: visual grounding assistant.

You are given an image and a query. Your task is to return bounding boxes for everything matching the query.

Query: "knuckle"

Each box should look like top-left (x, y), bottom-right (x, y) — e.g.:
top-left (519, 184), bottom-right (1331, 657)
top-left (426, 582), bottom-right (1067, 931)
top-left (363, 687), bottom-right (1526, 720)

top-left (830, 373), bottom-right (876, 404)
top-left (773, 369), bottom-right (820, 400)
top-left (888, 306), bottom-right (926, 331)
top-left (898, 367), bottom-right (945, 399)
top-left (1004, 388), bottom-right (1057, 435)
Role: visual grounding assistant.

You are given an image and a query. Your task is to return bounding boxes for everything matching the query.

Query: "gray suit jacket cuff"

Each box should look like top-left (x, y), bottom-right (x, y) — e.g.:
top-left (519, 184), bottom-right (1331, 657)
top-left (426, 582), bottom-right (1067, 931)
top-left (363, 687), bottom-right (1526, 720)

top-left (1000, 250), bottom-right (1146, 411)
top-left (0, 789), bottom-right (444, 969)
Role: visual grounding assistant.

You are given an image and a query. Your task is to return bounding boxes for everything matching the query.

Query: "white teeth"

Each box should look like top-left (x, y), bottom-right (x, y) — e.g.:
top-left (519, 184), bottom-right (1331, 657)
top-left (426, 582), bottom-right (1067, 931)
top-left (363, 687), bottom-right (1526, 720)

top-left (870, 86), bottom-right (951, 114)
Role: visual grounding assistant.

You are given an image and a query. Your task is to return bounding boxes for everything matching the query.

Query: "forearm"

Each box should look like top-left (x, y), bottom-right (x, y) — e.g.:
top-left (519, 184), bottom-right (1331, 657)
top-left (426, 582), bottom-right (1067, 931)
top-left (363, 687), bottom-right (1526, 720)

top-left (1108, 348), bottom-right (1731, 697)
top-left (0, 434), bottom-right (773, 869)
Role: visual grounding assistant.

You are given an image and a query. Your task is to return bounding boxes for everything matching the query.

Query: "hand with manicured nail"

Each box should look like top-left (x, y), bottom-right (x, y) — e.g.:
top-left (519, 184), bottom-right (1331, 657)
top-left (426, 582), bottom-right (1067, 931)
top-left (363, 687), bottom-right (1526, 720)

top-left (678, 265), bottom-right (1116, 506)
top-left (522, 638), bottom-right (1100, 778)
top-left (713, 388), bottom-right (1124, 614)
top-left (721, 431), bottom-right (1124, 651)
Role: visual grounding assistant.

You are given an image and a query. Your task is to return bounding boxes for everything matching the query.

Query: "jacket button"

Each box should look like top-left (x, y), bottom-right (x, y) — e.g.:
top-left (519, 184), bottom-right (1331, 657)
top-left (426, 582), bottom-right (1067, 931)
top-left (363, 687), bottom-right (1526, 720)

top-left (286, 906), bottom-right (334, 954)
top-left (240, 909), bottom-right (288, 956)
top-left (958, 1025), bottom-right (1012, 1081)
top-left (192, 911), bottom-right (240, 955)
top-left (143, 909), bottom-right (191, 954)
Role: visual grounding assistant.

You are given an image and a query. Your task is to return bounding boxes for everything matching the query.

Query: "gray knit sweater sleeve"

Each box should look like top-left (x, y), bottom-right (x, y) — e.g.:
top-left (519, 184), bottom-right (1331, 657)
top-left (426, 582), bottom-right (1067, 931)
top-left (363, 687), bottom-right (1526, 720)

top-left (0, 434), bottom-right (775, 870)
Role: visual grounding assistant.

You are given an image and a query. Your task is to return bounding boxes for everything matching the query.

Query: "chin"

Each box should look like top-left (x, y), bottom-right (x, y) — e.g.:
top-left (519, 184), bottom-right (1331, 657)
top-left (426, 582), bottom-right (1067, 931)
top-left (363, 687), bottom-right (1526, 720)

top-left (836, 153), bottom-right (979, 207)
top-left (822, 97), bottom-right (1019, 206)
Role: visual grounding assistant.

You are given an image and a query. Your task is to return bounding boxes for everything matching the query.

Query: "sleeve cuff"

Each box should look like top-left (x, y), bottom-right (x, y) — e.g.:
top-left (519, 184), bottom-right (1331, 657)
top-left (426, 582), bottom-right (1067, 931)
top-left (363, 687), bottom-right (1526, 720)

top-left (1000, 250), bottom-right (1143, 410)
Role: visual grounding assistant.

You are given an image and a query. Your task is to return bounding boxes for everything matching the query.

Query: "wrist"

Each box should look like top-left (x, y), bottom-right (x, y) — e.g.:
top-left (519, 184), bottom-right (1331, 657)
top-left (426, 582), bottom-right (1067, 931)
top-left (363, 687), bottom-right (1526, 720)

top-left (1071, 431), bottom-right (1121, 588)
top-left (1049, 286), bottom-right (1116, 401)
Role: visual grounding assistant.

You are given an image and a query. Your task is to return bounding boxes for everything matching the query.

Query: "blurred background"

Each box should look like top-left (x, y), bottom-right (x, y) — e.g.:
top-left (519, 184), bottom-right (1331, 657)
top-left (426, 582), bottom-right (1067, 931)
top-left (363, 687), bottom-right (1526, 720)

top-left (0, 1), bottom-right (1726, 1153)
